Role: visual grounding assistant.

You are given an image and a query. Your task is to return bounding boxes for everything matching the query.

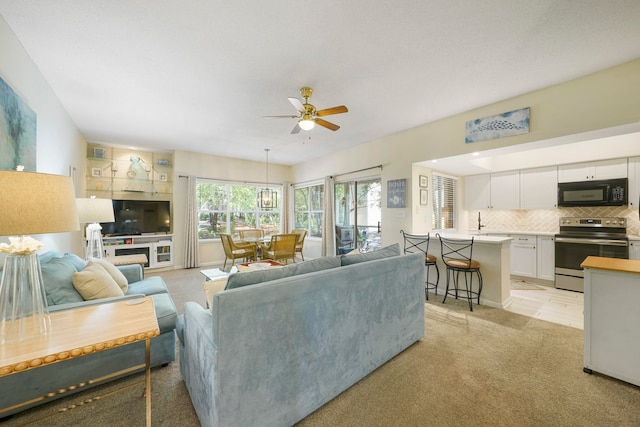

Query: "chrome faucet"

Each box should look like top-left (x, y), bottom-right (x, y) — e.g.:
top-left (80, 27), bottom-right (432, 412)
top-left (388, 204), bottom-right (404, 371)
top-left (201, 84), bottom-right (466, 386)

top-left (477, 212), bottom-right (485, 231)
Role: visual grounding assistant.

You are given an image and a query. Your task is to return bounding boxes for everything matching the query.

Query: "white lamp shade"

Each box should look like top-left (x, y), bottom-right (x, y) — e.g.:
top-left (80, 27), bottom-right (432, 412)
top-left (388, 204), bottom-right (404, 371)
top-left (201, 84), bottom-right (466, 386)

top-left (76, 198), bottom-right (115, 224)
top-left (0, 171), bottom-right (80, 236)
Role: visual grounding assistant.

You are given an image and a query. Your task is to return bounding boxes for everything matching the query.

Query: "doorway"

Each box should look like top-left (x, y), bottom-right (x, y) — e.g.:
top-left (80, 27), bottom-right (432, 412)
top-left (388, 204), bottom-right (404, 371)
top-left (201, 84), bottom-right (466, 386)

top-left (334, 178), bottom-right (381, 255)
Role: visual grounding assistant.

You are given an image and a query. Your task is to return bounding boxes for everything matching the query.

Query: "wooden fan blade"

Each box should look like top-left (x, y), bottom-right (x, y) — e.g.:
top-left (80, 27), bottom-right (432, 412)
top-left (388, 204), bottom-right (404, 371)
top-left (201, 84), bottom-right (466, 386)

top-left (288, 97), bottom-right (305, 113)
top-left (291, 123), bottom-right (302, 134)
top-left (316, 105), bottom-right (348, 116)
top-left (315, 118), bottom-right (340, 131)
top-left (263, 115), bottom-right (298, 119)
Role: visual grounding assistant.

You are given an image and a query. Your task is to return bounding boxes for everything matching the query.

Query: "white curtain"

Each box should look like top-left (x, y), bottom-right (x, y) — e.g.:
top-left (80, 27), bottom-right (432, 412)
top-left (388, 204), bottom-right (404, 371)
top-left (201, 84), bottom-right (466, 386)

top-left (281, 182), bottom-right (291, 233)
top-left (322, 176), bottom-right (336, 256)
top-left (183, 175), bottom-right (200, 268)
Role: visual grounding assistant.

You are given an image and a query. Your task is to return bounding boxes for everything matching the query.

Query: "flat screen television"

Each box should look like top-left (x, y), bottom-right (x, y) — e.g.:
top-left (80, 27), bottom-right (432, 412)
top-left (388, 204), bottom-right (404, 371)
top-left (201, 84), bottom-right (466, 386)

top-left (101, 199), bottom-right (171, 236)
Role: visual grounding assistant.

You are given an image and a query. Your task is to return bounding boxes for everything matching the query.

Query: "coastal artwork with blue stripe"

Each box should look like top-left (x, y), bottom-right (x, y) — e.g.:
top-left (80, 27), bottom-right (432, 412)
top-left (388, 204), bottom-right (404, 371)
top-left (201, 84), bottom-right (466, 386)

top-left (465, 107), bottom-right (529, 143)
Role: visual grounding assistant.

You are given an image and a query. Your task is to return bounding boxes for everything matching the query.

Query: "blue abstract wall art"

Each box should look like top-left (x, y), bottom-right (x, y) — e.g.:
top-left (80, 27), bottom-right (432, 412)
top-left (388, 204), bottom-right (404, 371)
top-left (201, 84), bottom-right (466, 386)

top-left (465, 107), bottom-right (529, 143)
top-left (387, 178), bottom-right (406, 208)
top-left (0, 76), bottom-right (37, 171)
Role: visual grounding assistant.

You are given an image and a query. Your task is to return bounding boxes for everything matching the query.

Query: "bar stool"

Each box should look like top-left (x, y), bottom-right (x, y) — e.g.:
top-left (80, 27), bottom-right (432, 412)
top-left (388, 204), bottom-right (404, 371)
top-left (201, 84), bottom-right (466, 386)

top-left (436, 234), bottom-right (482, 311)
top-left (400, 230), bottom-right (440, 300)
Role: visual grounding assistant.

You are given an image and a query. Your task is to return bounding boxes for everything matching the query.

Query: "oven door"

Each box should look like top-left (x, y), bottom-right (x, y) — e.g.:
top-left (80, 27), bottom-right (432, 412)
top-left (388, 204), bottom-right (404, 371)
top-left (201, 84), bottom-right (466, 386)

top-left (555, 237), bottom-right (628, 291)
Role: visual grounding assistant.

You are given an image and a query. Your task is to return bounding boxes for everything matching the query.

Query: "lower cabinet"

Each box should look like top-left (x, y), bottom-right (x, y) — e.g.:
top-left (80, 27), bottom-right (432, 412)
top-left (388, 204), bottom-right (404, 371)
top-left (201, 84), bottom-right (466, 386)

top-left (629, 240), bottom-right (640, 261)
top-left (536, 236), bottom-right (555, 281)
top-left (510, 235), bottom-right (537, 278)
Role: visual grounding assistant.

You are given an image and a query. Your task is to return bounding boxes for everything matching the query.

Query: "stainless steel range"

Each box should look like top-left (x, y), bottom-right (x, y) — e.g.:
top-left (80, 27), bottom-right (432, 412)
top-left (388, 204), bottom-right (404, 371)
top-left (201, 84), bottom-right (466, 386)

top-left (554, 217), bottom-right (628, 292)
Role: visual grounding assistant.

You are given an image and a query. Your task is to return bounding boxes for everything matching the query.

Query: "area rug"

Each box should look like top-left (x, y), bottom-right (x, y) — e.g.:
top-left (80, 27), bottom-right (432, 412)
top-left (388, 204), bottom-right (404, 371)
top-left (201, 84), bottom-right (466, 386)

top-left (510, 280), bottom-right (546, 290)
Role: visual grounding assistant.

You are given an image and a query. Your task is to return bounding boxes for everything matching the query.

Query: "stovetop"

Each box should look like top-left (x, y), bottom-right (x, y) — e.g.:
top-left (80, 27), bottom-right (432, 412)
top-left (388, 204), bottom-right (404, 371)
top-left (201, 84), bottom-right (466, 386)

top-left (556, 217), bottom-right (627, 240)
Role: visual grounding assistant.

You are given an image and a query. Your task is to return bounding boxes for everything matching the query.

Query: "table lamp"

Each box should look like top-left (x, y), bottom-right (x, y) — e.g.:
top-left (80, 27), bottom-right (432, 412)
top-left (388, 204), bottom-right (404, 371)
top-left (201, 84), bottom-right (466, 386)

top-left (76, 197), bottom-right (115, 260)
top-left (0, 170), bottom-right (79, 343)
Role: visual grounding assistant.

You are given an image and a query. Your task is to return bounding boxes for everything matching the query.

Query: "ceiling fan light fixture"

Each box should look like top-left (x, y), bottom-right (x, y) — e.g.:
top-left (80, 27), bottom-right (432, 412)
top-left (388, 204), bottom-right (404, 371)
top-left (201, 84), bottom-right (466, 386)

top-left (299, 116), bottom-right (315, 131)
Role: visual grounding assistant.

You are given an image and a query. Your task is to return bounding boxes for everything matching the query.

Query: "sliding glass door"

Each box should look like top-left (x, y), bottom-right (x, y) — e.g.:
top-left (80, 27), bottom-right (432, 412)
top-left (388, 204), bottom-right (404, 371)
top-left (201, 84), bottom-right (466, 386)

top-left (334, 178), bottom-right (381, 254)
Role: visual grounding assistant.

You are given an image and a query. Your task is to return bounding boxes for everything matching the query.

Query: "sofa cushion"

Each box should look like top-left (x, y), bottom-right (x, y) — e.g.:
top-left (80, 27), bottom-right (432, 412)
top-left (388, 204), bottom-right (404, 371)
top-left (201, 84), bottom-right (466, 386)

top-left (340, 243), bottom-right (401, 266)
top-left (63, 252), bottom-right (86, 271)
top-left (203, 276), bottom-right (229, 307)
top-left (72, 263), bottom-right (125, 300)
top-left (92, 259), bottom-right (128, 293)
top-left (289, 256), bottom-right (341, 275)
top-left (127, 276), bottom-right (169, 296)
top-left (40, 255), bottom-right (85, 305)
top-left (151, 293), bottom-right (178, 333)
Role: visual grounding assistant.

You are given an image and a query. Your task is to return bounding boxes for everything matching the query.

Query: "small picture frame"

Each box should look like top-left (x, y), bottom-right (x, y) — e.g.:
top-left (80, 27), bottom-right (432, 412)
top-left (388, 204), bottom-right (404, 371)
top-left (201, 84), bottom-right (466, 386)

top-left (93, 147), bottom-right (105, 159)
top-left (91, 167), bottom-right (102, 177)
top-left (419, 175), bottom-right (428, 188)
top-left (420, 189), bottom-right (428, 205)
top-left (159, 173), bottom-right (168, 182)
top-left (157, 159), bottom-right (170, 166)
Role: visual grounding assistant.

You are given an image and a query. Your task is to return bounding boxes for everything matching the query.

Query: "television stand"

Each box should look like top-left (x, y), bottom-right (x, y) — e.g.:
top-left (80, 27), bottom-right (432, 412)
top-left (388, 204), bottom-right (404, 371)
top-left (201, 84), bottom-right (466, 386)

top-left (103, 234), bottom-right (173, 269)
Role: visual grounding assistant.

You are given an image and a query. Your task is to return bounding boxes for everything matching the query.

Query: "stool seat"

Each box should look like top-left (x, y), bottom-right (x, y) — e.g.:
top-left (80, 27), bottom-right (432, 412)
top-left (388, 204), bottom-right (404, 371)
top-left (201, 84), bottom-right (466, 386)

top-left (425, 254), bottom-right (437, 263)
top-left (444, 259), bottom-right (480, 269)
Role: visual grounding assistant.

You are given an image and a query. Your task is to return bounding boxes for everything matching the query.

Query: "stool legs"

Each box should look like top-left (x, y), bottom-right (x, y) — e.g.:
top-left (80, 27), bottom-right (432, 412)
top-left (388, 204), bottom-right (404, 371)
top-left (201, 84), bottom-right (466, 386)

top-left (442, 266), bottom-right (482, 311)
top-left (425, 262), bottom-right (440, 301)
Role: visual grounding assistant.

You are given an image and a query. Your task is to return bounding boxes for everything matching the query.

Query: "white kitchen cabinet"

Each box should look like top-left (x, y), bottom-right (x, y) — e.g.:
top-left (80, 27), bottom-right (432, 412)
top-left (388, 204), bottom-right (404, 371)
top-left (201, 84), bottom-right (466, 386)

top-left (490, 171), bottom-right (520, 210)
top-left (557, 158), bottom-right (627, 183)
top-left (510, 235), bottom-right (537, 278)
top-left (629, 240), bottom-right (640, 260)
top-left (520, 166), bottom-right (558, 209)
top-left (628, 156), bottom-right (640, 209)
top-left (464, 174), bottom-right (490, 210)
top-left (536, 235), bottom-right (555, 281)
top-left (465, 172), bottom-right (519, 210)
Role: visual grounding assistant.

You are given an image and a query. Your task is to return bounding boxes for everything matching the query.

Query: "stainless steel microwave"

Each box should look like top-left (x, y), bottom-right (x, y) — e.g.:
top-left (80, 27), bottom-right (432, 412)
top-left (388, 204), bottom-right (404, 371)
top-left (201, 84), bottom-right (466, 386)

top-left (557, 178), bottom-right (627, 207)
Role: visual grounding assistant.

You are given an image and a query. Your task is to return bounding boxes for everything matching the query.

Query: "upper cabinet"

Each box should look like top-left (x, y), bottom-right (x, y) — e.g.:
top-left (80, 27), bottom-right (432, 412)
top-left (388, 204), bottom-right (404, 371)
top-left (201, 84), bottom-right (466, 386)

top-left (87, 144), bottom-right (174, 200)
top-left (557, 158), bottom-right (627, 183)
top-left (520, 166), bottom-right (558, 209)
top-left (464, 171), bottom-right (519, 210)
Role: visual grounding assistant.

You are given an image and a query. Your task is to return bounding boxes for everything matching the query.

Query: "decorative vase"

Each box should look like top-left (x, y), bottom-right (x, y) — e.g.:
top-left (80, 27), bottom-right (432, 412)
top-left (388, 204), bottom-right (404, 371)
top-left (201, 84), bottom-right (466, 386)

top-left (0, 253), bottom-right (51, 344)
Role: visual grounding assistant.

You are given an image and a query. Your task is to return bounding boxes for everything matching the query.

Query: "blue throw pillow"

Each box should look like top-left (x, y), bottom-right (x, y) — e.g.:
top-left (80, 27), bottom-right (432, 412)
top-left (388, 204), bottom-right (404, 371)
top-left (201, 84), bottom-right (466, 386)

top-left (63, 252), bottom-right (86, 271)
top-left (340, 243), bottom-right (401, 266)
top-left (40, 256), bottom-right (85, 305)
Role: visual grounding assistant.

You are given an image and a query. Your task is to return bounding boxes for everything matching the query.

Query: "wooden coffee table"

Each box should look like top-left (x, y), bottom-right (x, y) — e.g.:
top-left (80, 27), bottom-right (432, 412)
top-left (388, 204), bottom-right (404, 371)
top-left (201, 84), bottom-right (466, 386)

top-left (0, 298), bottom-right (159, 426)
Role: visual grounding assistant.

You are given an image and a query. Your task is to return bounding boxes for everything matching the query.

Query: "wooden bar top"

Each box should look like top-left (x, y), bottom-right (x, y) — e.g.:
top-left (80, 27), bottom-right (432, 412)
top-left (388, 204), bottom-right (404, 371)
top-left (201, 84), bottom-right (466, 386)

top-left (581, 256), bottom-right (640, 274)
top-left (0, 298), bottom-right (159, 377)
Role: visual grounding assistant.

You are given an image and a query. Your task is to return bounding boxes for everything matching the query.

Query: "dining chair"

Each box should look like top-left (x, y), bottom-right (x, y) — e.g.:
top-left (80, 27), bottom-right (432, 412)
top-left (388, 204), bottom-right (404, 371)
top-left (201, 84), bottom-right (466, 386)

top-left (260, 234), bottom-right (297, 264)
top-left (400, 230), bottom-right (439, 300)
top-left (291, 229), bottom-right (308, 261)
top-left (220, 233), bottom-right (256, 269)
top-left (239, 229), bottom-right (264, 240)
top-left (436, 233), bottom-right (482, 311)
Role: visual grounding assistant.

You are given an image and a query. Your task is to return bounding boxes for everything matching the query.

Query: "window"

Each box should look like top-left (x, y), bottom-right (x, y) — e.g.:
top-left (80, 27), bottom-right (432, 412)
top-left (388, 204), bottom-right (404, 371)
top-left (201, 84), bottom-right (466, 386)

top-left (196, 180), bottom-right (281, 240)
top-left (432, 173), bottom-right (457, 230)
top-left (294, 183), bottom-right (324, 238)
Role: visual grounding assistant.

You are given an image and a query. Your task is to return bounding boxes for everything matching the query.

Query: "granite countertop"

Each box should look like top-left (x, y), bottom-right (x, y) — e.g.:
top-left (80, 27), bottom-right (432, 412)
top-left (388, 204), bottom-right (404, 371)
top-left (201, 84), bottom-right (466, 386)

top-left (437, 233), bottom-right (512, 244)
top-left (465, 229), bottom-right (557, 237)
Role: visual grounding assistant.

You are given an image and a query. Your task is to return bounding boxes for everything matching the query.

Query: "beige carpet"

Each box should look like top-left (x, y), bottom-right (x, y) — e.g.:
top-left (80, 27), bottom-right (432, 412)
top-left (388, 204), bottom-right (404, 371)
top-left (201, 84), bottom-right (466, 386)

top-left (5, 269), bottom-right (640, 426)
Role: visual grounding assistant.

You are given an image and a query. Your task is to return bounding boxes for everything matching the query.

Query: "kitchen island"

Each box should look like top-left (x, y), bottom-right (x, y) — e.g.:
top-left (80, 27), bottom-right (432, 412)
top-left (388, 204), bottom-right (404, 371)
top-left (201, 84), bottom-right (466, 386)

top-left (581, 256), bottom-right (640, 386)
top-left (432, 233), bottom-right (512, 308)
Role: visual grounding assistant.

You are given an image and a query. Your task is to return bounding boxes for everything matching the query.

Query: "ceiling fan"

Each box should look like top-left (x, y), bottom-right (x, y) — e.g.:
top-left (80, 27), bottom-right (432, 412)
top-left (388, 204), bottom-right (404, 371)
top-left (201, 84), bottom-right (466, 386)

top-left (264, 87), bottom-right (348, 134)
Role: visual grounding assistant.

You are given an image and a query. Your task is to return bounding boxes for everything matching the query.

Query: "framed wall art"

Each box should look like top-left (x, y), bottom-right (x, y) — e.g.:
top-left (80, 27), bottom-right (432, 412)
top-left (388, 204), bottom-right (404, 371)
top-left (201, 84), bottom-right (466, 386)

top-left (419, 175), bottom-right (428, 188)
top-left (91, 167), bottom-right (102, 177)
top-left (420, 189), bottom-right (428, 205)
top-left (387, 178), bottom-right (406, 208)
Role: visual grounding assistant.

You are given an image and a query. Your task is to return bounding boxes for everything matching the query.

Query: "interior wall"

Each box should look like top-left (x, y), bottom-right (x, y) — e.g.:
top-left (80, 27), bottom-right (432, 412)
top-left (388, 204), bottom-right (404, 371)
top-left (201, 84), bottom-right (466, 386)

top-left (0, 15), bottom-right (87, 257)
top-left (291, 58), bottom-right (640, 249)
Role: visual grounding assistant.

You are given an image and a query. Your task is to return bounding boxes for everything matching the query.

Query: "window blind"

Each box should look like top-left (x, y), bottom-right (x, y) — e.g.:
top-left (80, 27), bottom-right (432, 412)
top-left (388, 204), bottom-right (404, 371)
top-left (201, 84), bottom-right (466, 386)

top-left (431, 173), bottom-right (457, 230)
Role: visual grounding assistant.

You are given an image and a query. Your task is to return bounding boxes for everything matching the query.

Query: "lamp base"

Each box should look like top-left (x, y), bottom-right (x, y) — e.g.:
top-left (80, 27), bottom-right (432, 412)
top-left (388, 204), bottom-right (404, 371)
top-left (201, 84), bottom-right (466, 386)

top-left (0, 253), bottom-right (51, 344)
top-left (86, 223), bottom-right (105, 260)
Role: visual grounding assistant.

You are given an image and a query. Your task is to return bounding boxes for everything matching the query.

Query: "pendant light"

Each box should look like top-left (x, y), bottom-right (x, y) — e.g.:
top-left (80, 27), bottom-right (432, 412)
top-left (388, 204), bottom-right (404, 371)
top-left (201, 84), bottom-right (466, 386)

top-left (259, 148), bottom-right (278, 210)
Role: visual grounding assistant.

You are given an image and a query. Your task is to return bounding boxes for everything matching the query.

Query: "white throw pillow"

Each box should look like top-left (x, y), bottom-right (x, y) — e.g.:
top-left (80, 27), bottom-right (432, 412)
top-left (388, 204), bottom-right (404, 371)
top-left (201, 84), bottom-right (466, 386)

top-left (91, 259), bottom-right (129, 293)
top-left (73, 263), bottom-right (125, 300)
top-left (202, 276), bottom-right (229, 308)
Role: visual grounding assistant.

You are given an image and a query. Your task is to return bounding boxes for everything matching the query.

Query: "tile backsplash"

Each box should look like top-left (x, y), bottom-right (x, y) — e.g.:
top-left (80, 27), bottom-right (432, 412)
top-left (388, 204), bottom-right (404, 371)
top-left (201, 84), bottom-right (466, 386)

top-left (470, 206), bottom-right (640, 236)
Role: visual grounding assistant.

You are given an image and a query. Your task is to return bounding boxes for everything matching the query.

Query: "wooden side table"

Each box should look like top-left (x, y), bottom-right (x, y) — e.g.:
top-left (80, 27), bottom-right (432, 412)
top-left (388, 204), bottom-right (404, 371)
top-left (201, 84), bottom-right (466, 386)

top-left (0, 298), bottom-right (159, 426)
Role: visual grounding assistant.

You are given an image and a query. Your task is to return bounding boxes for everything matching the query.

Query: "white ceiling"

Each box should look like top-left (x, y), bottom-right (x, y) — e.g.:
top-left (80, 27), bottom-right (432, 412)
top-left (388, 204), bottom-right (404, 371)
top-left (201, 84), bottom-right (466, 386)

top-left (1, 1), bottom-right (640, 166)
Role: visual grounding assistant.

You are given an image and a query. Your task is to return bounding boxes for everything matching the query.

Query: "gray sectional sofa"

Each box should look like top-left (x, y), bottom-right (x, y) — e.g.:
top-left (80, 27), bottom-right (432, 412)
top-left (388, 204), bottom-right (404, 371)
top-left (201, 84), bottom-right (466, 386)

top-left (178, 244), bottom-right (425, 427)
top-left (0, 251), bottom-right (178, 417)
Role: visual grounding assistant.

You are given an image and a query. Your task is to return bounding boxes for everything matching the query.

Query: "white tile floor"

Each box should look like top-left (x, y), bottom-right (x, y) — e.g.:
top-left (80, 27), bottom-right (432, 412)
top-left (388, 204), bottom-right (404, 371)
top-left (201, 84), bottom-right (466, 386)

top-left (505, 282), bottom-right (584, 329)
